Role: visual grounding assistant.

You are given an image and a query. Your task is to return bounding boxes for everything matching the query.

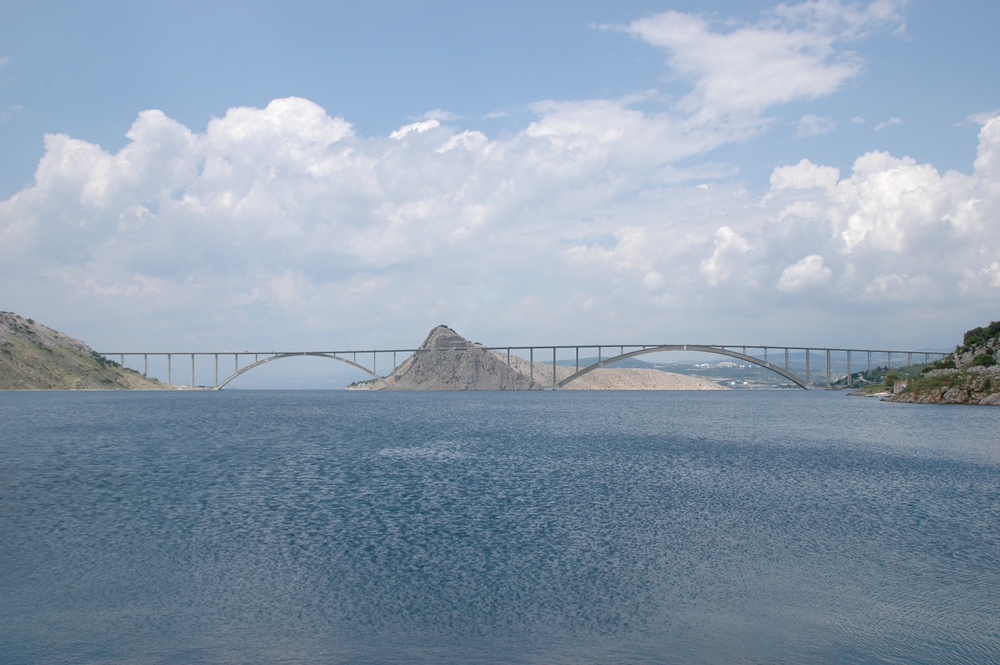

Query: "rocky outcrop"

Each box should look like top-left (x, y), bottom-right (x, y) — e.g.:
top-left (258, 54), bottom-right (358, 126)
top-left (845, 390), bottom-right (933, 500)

top-left (370, 325), bottom-right (543, 391)
top-left (887, 319), bottom-right (999, 406)
top-left (0, 312), bottom-right (170, 390)
top-left (888, 365), bottom-right (1000, 405)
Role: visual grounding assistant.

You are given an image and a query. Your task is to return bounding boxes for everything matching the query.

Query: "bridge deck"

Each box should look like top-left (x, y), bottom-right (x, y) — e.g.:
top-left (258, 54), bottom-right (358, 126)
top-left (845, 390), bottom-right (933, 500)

top-left (98, 344), bottom-right (949, 391)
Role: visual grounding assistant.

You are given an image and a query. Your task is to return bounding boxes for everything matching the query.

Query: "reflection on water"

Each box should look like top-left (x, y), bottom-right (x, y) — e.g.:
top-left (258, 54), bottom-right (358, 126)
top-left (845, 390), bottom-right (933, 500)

top-left (1, 390), bottom-right (998, 664)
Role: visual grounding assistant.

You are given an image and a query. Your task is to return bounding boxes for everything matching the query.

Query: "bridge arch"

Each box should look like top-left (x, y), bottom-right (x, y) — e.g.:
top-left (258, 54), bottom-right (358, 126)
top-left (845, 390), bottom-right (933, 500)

top-left (556, 345), bottom-right (810, 390)
top-left (215, 352), bottom-right (389, 390)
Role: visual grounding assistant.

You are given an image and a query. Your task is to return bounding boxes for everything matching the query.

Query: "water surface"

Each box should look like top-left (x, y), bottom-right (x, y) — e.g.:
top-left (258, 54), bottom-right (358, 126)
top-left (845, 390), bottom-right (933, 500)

top-left (2, 390), bottom-right (998, 664)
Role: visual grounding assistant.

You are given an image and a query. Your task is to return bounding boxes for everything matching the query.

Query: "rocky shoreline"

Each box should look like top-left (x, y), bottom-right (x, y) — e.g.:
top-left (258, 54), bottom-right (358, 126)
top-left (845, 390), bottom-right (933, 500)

top-left (887, 365), bottom-right (1000, 405)
top-left (882, 320), bottom-right (999, 406)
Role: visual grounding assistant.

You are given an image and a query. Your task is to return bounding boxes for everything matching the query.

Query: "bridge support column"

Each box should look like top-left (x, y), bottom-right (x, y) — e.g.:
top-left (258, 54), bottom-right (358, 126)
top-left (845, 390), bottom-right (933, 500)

top-left (144, 354), bottom-right (148, 378)
top-left (191, 354), bottom-right (195, 388)
top-left (868, 351), bottom-right (872, 377)
top-left (847, 351), bottom-right (852, 388)
top-left (784, 348), bottom-right (789, 371)
top-left (826, 349), bottom-right (831, 388)
top-left (888, 352), bottom-right (892, 370)
top-left (908, 352), bottom-right (912, 366)
top-left (805, 350), bottom-right (811, 385)
top-left (575, 347), bottom-right (579, 374)
top-left (552, 347), bottom-right (557, 386)
top-left (168, 354), bottom-right (172, 386)
top-left (530, 348), bottom-right (533, 379)
top-left (215, 354), bottom-right (218, 388)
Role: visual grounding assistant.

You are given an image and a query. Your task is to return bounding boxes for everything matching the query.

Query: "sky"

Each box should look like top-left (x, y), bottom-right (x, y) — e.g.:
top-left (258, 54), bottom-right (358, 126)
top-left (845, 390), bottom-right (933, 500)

top-left (2, 0), bottom-right (999, 369)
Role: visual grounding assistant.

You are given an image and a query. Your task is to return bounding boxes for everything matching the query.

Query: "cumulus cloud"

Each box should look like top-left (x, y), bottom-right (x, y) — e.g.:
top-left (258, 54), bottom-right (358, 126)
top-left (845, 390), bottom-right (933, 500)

top-left (2, 2), bottom-right (997, 350)
top-left (777, 254), bottom-right (833, 291)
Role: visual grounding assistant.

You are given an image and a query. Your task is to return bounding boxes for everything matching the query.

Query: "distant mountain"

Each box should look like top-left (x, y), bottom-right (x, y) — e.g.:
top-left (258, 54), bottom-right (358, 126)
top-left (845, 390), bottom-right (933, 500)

top-left (0, 312), bottom-right (169, 390)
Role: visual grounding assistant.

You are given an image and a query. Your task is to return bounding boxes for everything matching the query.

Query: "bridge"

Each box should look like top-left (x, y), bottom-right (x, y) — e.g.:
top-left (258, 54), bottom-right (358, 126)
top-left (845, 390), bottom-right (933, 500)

top-left (98, 343), bottom-right (949, 391)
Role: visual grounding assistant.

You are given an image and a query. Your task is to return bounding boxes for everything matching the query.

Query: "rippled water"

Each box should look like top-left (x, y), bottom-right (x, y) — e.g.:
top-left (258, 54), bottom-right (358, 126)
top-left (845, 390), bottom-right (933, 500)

top-left (2, 390), bottom-right (999, 664)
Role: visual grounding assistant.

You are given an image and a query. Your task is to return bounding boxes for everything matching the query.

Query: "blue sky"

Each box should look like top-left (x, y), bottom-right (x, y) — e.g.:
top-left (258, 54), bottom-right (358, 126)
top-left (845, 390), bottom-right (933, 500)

top-left (2, 0), bottom-right (999, 363)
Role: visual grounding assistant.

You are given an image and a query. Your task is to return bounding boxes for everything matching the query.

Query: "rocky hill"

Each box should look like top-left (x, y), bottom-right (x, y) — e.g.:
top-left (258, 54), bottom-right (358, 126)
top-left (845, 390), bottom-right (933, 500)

top-left (349, 325), bottom-right (727, 391)
top-left (366, 325), bottom-right (543, 390)
top-left (0, 312), bottom-right (169, 390)
top-left (887, 319), bottom-right (999, 405)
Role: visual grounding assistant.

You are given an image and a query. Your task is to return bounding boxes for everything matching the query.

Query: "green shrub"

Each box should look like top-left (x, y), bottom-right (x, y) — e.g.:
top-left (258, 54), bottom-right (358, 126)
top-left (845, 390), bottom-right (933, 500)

top-left (961, 320), bottom-right (1000, 353)
top-left (923, 356), bottom-right (956, 372)
top-left (972, 353), bottom-right (997, 367)
top-left (884, 369), bottom-right (901, 387)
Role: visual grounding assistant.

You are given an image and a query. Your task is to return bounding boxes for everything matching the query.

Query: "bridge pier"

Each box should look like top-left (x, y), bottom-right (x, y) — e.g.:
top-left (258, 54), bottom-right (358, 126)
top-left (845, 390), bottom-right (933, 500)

top-left (826, 349), bottom-right (831, 388)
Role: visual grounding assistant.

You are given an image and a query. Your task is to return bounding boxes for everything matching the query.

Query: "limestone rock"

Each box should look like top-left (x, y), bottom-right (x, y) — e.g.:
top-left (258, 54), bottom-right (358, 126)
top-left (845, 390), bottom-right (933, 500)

top-left (385, 325), bottom-right (542, 391)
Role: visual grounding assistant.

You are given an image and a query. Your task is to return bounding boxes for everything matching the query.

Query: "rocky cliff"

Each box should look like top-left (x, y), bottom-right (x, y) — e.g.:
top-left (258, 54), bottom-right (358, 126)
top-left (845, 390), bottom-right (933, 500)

top-left (0, 312), bottom-right (169, 390)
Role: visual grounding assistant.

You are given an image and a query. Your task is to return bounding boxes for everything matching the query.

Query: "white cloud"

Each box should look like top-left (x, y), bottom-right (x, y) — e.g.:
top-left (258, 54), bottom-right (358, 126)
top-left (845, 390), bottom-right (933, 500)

top-left (875, 116), bottom-right (902, 131)
top-left (701, 227), bottom-right (753, 286)
top-left (389, 119), bottom-right (440, 140)
top-left (777, 254), bottom-right (833, 291)
top-left (3, 98), bottom-right (998, 349)
top-left (422, 109), bottom-right (459, 121)
top-left (623, 0), bottom-right (904, 130)
top-left (851, 116), bottom-right (866, 124)
top-left (796, 114), bottom-right (838, 137)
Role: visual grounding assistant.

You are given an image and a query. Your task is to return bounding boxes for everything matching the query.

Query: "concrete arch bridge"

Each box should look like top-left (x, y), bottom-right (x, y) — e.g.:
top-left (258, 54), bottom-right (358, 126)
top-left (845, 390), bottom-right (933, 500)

top-left (99, 344), bottom-right (948, 390)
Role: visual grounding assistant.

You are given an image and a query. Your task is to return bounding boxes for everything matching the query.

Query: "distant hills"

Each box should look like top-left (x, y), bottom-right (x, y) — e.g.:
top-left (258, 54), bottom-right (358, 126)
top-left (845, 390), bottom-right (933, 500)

top-left (0, 312), bottom-right (168, 390)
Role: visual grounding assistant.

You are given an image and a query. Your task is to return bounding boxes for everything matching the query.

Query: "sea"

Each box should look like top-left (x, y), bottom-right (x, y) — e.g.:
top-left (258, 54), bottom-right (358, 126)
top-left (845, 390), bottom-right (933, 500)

top-left (1, 390), bottom-right (998, 665)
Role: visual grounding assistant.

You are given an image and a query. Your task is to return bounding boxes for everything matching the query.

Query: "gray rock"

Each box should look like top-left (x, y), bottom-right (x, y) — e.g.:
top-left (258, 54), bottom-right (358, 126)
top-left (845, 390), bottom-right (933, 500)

top-left (387, 325), bottom-right (543, 391)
